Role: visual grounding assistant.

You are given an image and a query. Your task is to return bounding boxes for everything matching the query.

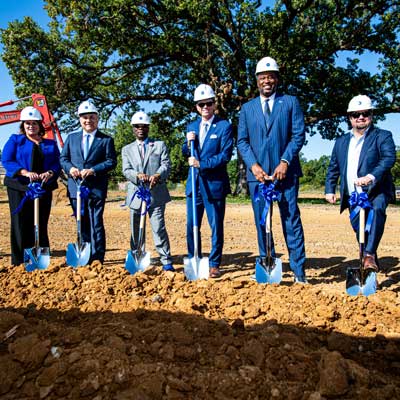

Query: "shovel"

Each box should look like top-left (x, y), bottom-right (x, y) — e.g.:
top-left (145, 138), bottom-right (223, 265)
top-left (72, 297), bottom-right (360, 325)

top-left (184, 139), bottom-right (209, 281)
top-left (255, 202), bottom-right (282, 284)
top-left (125, 190), bottom-right (151, 274)
top-left (25, 195), bottom-right (50, 272)
top-left (66, 179), bottom-right (91, 267)
top-left (346, 187), bottom-right (377, 296)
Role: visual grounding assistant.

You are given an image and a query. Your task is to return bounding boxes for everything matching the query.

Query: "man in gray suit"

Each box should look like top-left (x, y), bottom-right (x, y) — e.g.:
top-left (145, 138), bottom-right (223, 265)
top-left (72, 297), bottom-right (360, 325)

top-left (122, 111), bottom-right (174, 271)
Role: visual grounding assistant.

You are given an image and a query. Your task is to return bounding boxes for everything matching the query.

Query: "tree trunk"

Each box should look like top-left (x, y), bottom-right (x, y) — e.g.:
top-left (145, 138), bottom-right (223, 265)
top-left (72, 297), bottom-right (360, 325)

top-left (234, 153), bottom-right (249, 196)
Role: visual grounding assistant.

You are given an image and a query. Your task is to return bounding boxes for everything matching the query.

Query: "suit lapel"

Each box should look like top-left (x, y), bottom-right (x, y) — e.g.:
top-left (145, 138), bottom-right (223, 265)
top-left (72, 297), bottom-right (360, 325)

top-left (143, 139), bottom-right (154, 169)
top-left (253, 98), bottom-right (267, 134)
top-left (358, 127), bottom-right (374, 172)
top-left (133, 141), bottom-right (144, 170)
top-left (200, 117), bottom-right (217, 154)
top-left (78, 131), bottom-right (85, 160)
top-left (267, 94), bottom-right (283, 131)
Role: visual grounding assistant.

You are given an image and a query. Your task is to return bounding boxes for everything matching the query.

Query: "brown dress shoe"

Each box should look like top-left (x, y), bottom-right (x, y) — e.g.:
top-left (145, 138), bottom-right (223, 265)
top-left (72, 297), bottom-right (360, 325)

top-left (363, 254), bottom-right (378, 272)
top-left (210, 267), bottom-right (221, 278)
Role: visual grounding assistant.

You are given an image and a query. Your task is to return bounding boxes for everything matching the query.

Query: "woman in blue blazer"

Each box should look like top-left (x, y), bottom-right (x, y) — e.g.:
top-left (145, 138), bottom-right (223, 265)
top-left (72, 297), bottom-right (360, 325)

top-left (2, 106), bottom-right (61, 266)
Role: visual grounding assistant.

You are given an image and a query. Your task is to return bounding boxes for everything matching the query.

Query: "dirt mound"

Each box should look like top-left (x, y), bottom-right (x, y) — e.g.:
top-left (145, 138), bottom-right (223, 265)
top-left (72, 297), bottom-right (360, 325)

top-left (0, 195), bottom-right (399, 399)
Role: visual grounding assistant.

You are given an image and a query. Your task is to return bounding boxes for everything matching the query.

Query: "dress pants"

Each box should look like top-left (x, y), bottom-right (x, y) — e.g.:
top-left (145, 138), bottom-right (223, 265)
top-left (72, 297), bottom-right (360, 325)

top-left (7, 187), bottom-right (52, 265)
top-left (130, 205), bottom-right (172, 265)
top-left (186, 187), bottom-right (226, 268)
top-left (249, 178), bottom-right (306, 277)
top-left (71, 196), bottom-right (106, 263)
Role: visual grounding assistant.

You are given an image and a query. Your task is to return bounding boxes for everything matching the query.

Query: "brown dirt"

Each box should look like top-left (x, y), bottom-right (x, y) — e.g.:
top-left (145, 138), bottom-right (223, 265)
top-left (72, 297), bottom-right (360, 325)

top-left (0, 187), bottom-right (399, 400)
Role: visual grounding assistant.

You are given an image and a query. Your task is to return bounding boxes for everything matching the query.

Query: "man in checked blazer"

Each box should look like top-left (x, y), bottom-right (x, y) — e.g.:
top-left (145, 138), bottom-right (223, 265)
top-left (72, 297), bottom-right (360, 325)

top-left (237, 57), bottom-right (307, 283)
top-left (325, 95), bottom-right (396, 272)
top-left (122, 111), bottom-right (174, 271)
top-left (183, 84), bottom-right (233, 278)
top-left (60, 100), bottom-right (117, 265)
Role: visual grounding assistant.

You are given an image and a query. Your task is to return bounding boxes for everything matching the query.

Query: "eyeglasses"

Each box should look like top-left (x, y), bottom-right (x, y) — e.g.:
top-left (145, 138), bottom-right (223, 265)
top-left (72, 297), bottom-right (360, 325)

top-left (197, 101), bottom-right (214, 108)
top-left (349, 111), bottom-right (372, 119)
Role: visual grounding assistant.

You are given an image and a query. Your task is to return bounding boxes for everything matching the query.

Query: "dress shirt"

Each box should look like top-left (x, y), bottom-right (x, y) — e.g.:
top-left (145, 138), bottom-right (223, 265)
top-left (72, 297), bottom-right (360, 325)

top-left (82, 130), bottom-right (97, 157)
top-left (200, 116), bottom-right (214, 148)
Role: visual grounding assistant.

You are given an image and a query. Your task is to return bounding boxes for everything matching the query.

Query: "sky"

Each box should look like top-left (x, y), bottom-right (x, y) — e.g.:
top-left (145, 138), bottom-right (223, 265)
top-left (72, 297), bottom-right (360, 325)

top-left (0, 1), bottom-right (399, 160)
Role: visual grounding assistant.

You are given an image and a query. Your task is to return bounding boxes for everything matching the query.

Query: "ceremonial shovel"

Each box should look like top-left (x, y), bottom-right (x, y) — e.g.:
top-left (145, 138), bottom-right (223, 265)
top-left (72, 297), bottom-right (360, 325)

top-left (183, 139), bottom-right (209, 280)
top-left (25, 194), bottom-right (50, 272)
top-left (66, 179), bottom-right (91, 267)
top-left (255, 202), bottom-right (282, 284)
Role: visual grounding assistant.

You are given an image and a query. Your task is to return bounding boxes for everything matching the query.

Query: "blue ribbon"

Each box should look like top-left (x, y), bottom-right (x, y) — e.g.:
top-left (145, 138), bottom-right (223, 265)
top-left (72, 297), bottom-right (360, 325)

top-left (349, 190), bottom-right (374, 234)
top-left (12, 182), bottom-right (46, 215)
top-left (130, 185), bottom-right (152, 215)
top-left (254, 181), bottom-right (281, 226)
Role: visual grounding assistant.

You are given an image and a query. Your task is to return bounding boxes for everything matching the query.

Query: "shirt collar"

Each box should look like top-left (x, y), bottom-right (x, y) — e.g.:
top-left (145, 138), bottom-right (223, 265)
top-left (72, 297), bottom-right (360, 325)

top-left (83, 129), bottom-right (97, 136)
top-left (260, 92), bottom-right (276, 103)
top-left (201, 115), bottom-right (215, 126)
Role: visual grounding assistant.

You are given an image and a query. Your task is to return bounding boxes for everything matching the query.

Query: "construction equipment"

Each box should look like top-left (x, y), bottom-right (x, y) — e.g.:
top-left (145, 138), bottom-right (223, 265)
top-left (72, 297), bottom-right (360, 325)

top-left (0, 93), bottom-right (63, 147)
top-left (184, 140), bottom-right (209, 281)
top-left (346, 187), bottom-right (377, 296)
top-left (66, 179), bottom-right (91, 267)
top-left (125, 184), bottom-right (151, 274)
top-left (24, 187), bottom-right (50, 272)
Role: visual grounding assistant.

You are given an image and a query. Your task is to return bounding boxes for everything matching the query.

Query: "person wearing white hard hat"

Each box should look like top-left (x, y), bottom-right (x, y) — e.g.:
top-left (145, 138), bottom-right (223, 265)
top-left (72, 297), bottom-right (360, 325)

top-left (237, 56), bottom-right (307, 283)
top-left (182, 84), bottom-right (233, 278)
top-left (2, 106), bottom-right (61, 266)
top-left (122, 111), bottom-right (174, 271)
top-left (60, 100), bottom-right (117, 266)
top-left (325, 95), bottom-right (396, 273)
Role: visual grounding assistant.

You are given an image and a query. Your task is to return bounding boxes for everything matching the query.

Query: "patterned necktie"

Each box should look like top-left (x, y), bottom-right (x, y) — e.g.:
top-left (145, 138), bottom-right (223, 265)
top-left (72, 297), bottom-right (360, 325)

top-left (200, 123), bottom-right (209, 148)
top-left (140, 143), bottom-right (145, 160)
top-left (83, 134), bottom-right (90, 159)
top-left (264, 98), bottom-right (271, 121)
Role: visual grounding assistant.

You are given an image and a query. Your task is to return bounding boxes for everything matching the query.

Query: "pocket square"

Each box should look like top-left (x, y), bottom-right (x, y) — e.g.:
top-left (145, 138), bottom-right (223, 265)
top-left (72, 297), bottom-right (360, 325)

top-left (210, 134), bottom-right (218, 139)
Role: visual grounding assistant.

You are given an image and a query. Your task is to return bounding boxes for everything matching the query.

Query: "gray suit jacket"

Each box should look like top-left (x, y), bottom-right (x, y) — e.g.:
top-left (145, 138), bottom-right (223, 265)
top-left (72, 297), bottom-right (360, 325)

top-left (122, 138), bottom-right (171, 210)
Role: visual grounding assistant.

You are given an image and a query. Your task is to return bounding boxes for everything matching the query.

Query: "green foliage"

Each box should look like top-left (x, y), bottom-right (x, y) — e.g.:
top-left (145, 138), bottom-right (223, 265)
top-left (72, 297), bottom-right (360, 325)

top-left (392, 148), bottom-right (400, 187)
top-left (300, 154), bottom-right (331, 189)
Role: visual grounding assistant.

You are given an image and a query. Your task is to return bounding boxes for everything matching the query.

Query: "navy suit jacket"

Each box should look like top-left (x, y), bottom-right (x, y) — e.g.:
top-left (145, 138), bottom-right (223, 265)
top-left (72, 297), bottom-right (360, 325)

top-left (60, 129), bottom-right (117, 199)
top-left (2, 133), bottom-right (61, 189)
top-left (237, 93), bottom-right (305, 182)
top-left (182, 115), bottom-right (233, 199)
top-left (325, 126), bottom-right (396, 212)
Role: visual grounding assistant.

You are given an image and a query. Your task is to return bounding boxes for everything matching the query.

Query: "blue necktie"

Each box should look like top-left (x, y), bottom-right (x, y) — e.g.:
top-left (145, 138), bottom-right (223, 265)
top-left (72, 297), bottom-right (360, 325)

top-left (264, 99), bottom-right (271, 121)
top-left (84, 135), bottom-right (90, 159)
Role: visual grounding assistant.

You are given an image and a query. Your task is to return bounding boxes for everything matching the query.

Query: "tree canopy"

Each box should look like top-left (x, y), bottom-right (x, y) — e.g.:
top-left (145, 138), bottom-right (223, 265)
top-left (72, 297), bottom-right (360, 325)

top-left (1, 0), bottom-right (399, 184)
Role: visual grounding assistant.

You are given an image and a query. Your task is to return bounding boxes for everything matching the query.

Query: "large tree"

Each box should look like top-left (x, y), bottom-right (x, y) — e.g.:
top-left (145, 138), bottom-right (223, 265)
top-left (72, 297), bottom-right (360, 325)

top-left (1, 0), bottom-right (399, 188)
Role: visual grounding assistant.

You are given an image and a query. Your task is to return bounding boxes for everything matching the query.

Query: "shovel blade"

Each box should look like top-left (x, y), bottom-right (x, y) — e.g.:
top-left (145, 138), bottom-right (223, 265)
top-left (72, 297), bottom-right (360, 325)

top-left (125, 250), bottom-right (151, 275)
top-left (24, 247), bottom-right (50, 272)
top-left (255, 257), bottom-right (282, 284)
top-left (361, 271), bottom-right (377, 296)
top-left (66, 242), bottom-right (91, 268)
top-left (346, 268), bottom-right (362, 296)
top-left (183, 256), bottom-right (209, 281)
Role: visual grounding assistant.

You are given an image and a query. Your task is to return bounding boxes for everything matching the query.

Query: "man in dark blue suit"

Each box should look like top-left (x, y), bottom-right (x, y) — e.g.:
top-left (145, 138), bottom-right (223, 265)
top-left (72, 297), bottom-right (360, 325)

top-left (237, 57), bottom-right (307, 283)
top-left (60, 101), bottom-right (117, 265)
top-left (183, 84), bottom-right (233, 278)
top-left (325, 95), bottom-right (396, 271)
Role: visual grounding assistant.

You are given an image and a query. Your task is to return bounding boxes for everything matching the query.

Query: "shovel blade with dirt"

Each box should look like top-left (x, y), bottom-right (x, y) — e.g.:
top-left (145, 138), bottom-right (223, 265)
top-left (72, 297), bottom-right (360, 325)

top-left (256, 203), bottom-right (282, 284)
top-left (25, 197), bottom-right (50, 272)
top-left (66, 179), bottom-right (91, 267)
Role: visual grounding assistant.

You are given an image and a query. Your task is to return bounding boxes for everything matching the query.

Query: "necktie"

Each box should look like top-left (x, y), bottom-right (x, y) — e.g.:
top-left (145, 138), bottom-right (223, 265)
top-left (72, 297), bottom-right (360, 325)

top-left (84, 134), bottom-right (90, 159)
top-left (140, 143), bottom-right (145, 160)
top-left (200, 123), bottom-right (209, 148)
top-left (264, 98), bottom-right (271, 120)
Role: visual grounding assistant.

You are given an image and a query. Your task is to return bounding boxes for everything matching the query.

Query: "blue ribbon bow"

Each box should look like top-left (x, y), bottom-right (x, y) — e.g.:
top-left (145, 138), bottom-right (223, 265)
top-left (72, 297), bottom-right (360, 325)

top-left (349, 190), bottom-right (374, 234)
top-left (12, 182), bottom-right (46, 215)
top-left (254, 181), bottom-right (281, 226)
top-left (77, 184), bottom-right (90, 216)
top-left (130, 185), bottom-right (152, 215)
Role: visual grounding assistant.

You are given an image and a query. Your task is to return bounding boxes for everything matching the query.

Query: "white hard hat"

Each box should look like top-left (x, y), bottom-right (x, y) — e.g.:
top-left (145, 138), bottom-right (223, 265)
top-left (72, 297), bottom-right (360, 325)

top-left (255, 57), bottom-right (279, 75)
top-left (78, 100), bottom-right (98, 115)
top-left (131, 111), bottom-right (150, 125)
top-left (347, 95), bottom-right (374, 112)
top-left (20, 106), bottom-right (42, 121)
top-left (194, 84), bottom-right (215, 102)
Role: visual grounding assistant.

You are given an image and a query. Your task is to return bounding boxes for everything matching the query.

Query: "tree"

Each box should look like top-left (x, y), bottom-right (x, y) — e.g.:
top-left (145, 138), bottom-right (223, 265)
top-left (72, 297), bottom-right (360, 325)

top-left (1, 0), bottom-right (400, 189)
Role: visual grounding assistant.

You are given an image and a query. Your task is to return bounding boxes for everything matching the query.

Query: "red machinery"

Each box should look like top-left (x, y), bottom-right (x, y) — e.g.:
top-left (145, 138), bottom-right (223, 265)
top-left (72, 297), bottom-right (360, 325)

top-left (0, 93), bottom-right (64, 147)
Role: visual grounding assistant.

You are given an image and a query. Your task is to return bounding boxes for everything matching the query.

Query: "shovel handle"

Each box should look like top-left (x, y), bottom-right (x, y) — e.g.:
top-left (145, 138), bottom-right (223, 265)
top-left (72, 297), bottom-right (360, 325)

top-left (34, 197), bottom-right (39, 226)
top-left (76, 190), bottom-right (82, 222)
top-left (139, 200), bottom-right (147, 229)
top-left (359, 207), bottom-right (365, 245)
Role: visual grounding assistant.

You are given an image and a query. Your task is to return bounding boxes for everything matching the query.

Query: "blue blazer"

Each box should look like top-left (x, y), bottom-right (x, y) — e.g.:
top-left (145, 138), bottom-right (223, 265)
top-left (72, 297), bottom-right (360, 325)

top-left (60, 129), bottom-right (117, 199)
top-left (237, 93), bottom-right (305, 182)
top-left (182, 115), bottom-right (233, 199)
top-left (2, 133), bottom-right (61, 188)
top-left (325, 126), bottom-right (396, 212)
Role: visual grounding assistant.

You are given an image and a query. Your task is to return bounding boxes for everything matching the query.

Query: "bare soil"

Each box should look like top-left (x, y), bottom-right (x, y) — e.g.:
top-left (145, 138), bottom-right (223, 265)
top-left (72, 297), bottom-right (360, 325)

top-left (0, 187), bottom-right (399, 400)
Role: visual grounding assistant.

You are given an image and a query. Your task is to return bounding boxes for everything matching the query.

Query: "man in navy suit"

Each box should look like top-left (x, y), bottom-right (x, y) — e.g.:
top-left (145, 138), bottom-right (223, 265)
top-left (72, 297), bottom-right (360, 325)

top-left (325, 95), bottom-right (396, 271)
top-left (60, 101), bottom-right (117, 265)
top-left (237, 57), bottom-right (307, 283)
top-left (183, 84), bottom-right (233, 278)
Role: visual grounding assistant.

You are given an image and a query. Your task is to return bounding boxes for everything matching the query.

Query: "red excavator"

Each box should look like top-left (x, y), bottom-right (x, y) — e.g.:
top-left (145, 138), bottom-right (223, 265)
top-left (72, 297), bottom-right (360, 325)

top-left (0, 93), bottom-right (64, 147)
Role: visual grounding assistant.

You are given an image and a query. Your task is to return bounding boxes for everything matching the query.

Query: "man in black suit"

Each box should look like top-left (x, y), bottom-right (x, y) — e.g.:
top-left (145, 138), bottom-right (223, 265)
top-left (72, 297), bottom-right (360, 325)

top-left (325, 95), bottom-right (396, 271)
top-left (60, 101), bottom-right (117, 265)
